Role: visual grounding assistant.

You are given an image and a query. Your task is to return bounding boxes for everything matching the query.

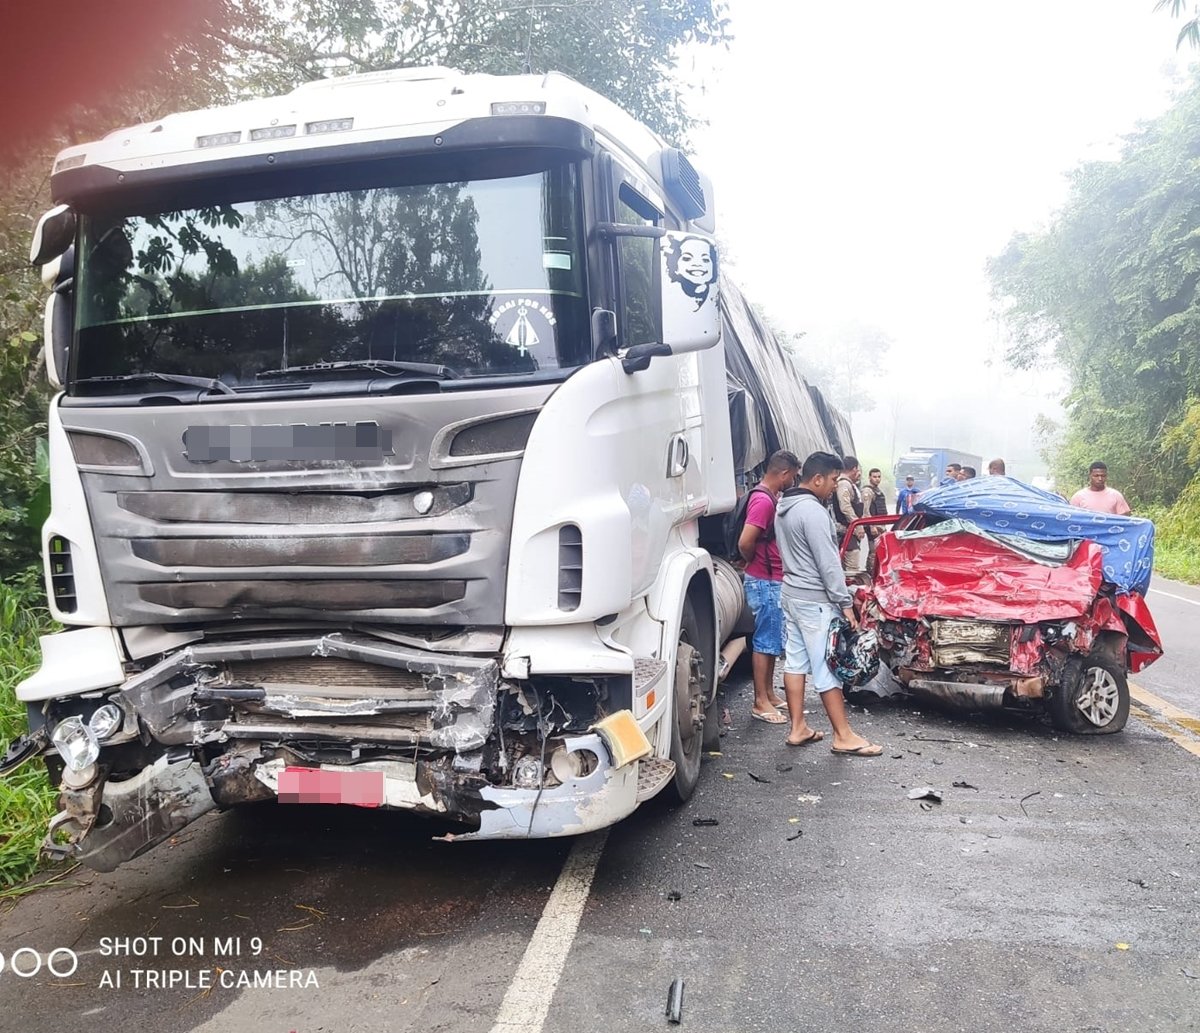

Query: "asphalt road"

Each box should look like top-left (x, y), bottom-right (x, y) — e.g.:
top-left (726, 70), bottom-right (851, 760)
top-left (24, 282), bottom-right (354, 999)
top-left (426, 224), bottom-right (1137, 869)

top-left (2, 586), bottom-right (1198, 1033)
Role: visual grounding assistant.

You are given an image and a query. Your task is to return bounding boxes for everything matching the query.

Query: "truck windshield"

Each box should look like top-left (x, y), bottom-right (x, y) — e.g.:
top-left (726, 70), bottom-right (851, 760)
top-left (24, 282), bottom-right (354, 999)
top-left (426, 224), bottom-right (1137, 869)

top-left (73, 160), bottom-right (588, 391)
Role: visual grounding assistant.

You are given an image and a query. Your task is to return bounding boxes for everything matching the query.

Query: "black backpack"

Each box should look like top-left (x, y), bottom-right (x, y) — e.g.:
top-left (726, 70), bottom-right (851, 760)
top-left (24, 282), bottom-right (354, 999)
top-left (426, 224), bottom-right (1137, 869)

top-left (724, 486), bottom-right (774, 561)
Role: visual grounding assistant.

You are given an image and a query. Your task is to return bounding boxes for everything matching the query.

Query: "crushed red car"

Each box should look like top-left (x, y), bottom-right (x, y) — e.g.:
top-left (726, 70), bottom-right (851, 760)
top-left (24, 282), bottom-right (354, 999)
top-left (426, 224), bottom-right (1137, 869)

top-left (846, 478), bottom-right (1162, 734)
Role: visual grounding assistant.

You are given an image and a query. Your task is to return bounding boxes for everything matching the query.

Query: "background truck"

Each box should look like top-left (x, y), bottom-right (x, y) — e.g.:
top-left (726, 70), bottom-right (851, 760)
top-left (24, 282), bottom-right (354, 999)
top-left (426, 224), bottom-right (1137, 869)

top-left (3, 68), bottom-right (850, 871)
top-left (894, 446), bottom-right (982, 488)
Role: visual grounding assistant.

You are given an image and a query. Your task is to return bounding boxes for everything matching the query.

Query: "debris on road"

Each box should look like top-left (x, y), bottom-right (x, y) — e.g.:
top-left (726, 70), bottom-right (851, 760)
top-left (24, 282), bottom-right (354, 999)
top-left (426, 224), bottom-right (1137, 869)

top-left (1115, 942), bottom-right (1131, 951)
top-left (1129, 877), bottom-right (1150, 890)
top-left (952, 780), bottom-right (979, 791)
top-left (666, 890), bottom-right (682, 902)
top-left (747, 771), bottom-right (772, 783)
top-left (786, 831), bottom-right (803, 842)
top-left (796, 794), bottom-right (821, 804)
top-left (907, 787), bottom-right (943, 803)
top-left (1182, 968), bottom-right (1199, 980)
top-left (1019, 790), bottom-right (1041, 816)
top-left (694, 861), bottom-right (712, 870)
top-left (692, 818), bottom-right (719, 827)
top-left (666, 977), bottom-right (685, 1024)
top-left (775, 763), bottom-right (794, 773)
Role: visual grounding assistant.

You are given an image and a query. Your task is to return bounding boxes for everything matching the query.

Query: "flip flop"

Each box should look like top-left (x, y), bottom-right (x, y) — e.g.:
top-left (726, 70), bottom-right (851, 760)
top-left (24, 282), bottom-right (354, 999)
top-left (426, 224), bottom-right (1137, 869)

top-left (830, 743), bottom-right (883, 757)
top-left (750, 709), bottom-right (788, 725)
top-left (773, 700), bottom-right (789, 711)
top-left (786, 729), bottom-right (824, 747)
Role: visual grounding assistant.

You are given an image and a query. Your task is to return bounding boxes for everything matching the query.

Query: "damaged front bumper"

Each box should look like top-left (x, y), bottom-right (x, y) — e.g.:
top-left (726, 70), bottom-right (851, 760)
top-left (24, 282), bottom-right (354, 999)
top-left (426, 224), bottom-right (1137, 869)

top-left (13, 631), bottom-right (642, 870)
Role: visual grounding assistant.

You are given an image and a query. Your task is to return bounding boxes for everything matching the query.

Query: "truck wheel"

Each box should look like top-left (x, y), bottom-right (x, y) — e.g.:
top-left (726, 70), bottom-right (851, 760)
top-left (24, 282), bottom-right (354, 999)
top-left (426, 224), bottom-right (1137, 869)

top-left (665, 597), bottom-right (712, 803)
top-left (1050, 654), bottom-right (1129, 734)
top-left (701, 690), bottom-right (721, 751)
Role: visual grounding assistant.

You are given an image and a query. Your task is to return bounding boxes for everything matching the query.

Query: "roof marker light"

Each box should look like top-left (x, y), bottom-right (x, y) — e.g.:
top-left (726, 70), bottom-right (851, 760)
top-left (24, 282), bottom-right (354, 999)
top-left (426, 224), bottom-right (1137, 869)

top-left (305, 117), bottom-right (354, 135)
top-left (196, 131), bottom-right (242, 149)
top-left (250, 124), bottom-right (297, 141)
top-left (491, 101), bottom-right (546, 116)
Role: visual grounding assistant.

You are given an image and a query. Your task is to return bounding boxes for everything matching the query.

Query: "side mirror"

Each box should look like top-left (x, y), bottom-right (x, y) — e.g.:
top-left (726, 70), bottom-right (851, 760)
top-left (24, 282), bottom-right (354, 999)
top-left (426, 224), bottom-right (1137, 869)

top-left (658, 230), bottom-right (720, 352)
top-left (30, 204), bottom-right (76, 267)
top-left (622, 231), bottom-right (720, 374)
top-left (43, 290), bottom-right (71, 389)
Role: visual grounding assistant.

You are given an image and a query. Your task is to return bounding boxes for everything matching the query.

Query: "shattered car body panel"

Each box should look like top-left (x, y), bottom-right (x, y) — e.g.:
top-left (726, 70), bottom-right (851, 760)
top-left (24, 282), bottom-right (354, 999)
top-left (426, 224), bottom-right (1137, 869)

top-left (853, 482), bottom-right (1162, 734)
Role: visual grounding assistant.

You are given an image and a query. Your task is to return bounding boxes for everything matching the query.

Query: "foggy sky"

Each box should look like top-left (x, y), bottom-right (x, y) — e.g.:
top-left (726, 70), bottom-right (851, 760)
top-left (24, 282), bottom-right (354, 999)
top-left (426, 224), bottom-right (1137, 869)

top-left (688, 1), bottom-right (1185, 482)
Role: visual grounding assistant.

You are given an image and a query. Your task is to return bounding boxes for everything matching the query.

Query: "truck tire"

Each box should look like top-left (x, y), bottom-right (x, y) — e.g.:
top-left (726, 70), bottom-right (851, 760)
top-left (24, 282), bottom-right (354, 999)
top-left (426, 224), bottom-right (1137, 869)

top-left (1049, 653), bottom-right (1129, 734)
top-left (665, 596), bottom-right (712, 803)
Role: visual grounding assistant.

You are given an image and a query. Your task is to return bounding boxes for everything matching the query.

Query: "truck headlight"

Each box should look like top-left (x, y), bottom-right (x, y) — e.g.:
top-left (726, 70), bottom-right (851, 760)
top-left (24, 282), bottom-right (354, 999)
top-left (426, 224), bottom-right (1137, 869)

top-left (512, 756), bottom-right (544, 789)
top-left (50, 716), bottom-right (100, 772)
top-left (88, 703), bottom-right (124, 741)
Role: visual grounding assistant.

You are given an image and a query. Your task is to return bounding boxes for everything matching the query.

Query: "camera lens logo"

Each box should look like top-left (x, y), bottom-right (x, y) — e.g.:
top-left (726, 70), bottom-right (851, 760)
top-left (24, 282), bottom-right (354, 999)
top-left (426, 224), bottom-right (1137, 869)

top-left (0, 948), bottom-right (79, 978)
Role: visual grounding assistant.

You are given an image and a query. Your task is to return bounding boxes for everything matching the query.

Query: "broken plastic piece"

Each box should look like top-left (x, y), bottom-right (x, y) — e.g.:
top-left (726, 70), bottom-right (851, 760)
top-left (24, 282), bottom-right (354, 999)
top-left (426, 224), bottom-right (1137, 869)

top-left (666, 890), bottom-right (682, 901)
top-left (747, 771), bottom-right (771, 784)
top-left (692, 817), bottom-right (719, 827)
top-left (786, 830), bottom-right (803, 842)
top-left (952, 780), bottom-right (979, 791)
top-left (591, 710), bottom-right (652, 768)
top-left (907, 786), bottom-right (943, 802)
top-left (666, 977), bottom-right (685, 1024)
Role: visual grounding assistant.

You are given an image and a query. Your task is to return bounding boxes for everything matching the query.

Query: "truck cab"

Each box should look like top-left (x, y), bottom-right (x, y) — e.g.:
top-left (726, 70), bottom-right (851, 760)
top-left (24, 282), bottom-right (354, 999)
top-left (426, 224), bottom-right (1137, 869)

top-left (10, 68), bottom-right (739, 869)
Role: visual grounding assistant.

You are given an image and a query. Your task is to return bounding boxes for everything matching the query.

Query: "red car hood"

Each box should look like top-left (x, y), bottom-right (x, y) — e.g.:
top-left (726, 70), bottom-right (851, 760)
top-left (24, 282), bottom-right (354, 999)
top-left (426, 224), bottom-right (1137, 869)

top-left (872, 530), bottom-right (1103, 622)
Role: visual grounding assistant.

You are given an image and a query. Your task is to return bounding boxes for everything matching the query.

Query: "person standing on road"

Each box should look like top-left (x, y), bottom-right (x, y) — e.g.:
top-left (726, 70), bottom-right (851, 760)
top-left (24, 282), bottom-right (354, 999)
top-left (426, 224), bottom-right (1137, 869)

top-left (896, 474), bottom-right (919, 514)
top-left (738, 450), bottom-right (802, 725)
top-left (1069, 461), bottom-right (1132, 515)
top-left (776, 451), bottom-right (882, 756)
top-left (860, 467), bottom-right (889, 564)
top-left (833, 456), bottom-right (865, 574)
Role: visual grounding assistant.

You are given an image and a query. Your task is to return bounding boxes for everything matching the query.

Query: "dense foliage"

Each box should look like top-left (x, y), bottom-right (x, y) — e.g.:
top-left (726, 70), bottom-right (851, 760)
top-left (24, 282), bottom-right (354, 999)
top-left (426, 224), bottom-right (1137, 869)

top-left (988, 72), bottom-right (1200, 577)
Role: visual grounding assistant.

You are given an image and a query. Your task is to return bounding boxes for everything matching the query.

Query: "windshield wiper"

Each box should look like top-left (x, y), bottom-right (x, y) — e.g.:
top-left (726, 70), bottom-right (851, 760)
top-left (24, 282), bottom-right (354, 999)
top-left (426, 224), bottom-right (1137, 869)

top-left (73, 372), bottom-right (236, 395)
top-left (257, 360), bottom-right (461, 380)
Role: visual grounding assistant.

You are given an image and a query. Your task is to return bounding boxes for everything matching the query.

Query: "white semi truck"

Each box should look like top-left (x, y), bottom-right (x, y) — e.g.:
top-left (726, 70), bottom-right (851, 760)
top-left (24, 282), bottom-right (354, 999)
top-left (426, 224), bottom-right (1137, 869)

top-left (3, 68), bottom-right (848, 871)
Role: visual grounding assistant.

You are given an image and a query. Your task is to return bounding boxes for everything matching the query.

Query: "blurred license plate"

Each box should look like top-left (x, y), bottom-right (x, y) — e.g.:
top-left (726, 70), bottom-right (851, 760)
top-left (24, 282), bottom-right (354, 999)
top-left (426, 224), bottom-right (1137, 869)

top-left (277, 766), bottom-right (385, 807)
top-left (184, 423), bottom-right (389, 462)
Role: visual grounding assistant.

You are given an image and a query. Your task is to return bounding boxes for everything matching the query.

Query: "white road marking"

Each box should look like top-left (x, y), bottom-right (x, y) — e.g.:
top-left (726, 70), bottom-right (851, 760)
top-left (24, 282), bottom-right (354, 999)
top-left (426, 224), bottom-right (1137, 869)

top-left (489, 830), bottom-right (609, 1033)
top-left (1149, 587), bottom-right (1200, 607)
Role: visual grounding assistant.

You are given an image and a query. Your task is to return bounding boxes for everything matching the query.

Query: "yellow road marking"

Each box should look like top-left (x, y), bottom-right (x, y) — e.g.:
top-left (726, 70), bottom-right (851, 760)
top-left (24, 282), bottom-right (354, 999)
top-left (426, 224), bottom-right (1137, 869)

top-left (1129, 681), bottom-right (1200, 759)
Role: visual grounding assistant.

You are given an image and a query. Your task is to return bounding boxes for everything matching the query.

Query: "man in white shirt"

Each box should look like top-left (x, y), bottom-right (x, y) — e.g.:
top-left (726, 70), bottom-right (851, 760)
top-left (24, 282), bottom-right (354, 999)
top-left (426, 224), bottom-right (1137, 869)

top-left (1069, 461), bottom-right (1132, 515)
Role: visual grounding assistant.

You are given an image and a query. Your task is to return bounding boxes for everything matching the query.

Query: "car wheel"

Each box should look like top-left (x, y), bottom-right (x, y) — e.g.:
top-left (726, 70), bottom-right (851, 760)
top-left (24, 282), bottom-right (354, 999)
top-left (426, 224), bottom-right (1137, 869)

top-left (665, 597), bottom-right (712, 803)
top-left (1050, 653), bottom-right (1129, 734)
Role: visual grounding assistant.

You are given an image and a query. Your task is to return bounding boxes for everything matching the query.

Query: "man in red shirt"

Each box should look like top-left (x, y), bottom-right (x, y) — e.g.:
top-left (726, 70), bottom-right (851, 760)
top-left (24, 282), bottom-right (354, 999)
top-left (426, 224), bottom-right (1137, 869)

top-left (738, 450), bottom-right (801, 724)
top-left (1069, 461), bottom-right (1132, 515)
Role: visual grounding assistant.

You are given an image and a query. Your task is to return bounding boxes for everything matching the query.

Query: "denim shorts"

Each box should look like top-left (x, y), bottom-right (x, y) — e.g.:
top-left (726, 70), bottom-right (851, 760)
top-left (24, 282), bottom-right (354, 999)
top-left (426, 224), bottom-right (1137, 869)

top-left (743, 574), bottom-right (784, 656)
top-left (782, 597), bottom-right (841, 692)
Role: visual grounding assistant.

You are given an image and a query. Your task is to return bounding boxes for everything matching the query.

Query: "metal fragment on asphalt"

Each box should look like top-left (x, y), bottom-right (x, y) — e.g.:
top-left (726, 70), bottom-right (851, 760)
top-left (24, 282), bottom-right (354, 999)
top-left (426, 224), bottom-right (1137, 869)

top-left (666, 977), bottom-right (685, 1024)
top-left (907, 786), bottom-right (943, 802)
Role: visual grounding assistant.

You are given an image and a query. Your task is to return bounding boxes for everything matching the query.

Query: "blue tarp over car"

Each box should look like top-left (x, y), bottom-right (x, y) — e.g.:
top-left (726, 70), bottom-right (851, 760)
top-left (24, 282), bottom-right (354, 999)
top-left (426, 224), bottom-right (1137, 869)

top-left (913, 477), bottom-right (1155, 595)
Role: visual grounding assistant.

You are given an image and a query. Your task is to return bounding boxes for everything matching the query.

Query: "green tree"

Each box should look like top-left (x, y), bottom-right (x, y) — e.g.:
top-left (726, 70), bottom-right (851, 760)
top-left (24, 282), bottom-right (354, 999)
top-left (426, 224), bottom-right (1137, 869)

top-left (988, 71), bottom-right (1200, 505)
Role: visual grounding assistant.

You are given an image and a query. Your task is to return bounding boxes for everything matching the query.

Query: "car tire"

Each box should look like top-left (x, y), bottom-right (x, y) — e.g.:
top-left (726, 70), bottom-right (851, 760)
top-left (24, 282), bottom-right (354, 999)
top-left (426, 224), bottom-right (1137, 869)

top-left (1050, 653), bottom-right (1129, 734)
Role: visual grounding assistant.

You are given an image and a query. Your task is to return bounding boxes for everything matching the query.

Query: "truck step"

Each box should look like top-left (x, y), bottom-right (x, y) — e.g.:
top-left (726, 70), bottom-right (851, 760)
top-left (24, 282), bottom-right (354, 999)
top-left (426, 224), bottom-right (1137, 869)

top-left (634, 657), bottom-right (669, 697)
top-left (636, 756), bottom-right (677, 802)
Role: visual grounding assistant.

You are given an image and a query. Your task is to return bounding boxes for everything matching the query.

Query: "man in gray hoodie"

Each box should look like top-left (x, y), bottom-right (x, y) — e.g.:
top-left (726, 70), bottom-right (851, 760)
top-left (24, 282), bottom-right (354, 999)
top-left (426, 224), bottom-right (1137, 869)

top-left (775, 451), bottom-right (882, 756)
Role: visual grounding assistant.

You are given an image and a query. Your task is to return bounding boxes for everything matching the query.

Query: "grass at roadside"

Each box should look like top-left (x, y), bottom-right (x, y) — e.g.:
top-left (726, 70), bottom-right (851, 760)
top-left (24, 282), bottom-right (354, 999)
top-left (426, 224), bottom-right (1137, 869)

top-left (1153, 534), bottom-right (1200, 584)
top-left (1143, 495), bottom-right (1200, 586)
top-left (0, 571), bottom-right (56, 889)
